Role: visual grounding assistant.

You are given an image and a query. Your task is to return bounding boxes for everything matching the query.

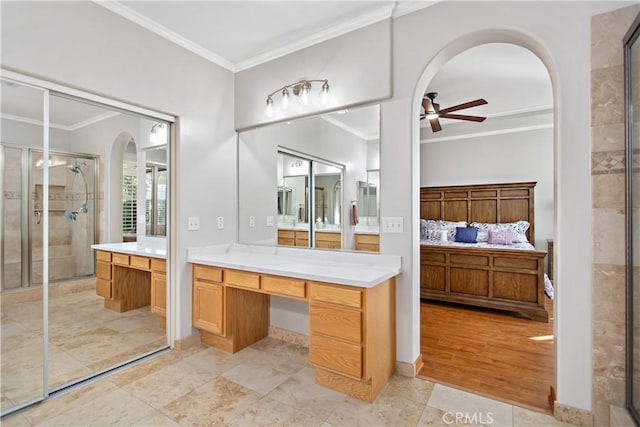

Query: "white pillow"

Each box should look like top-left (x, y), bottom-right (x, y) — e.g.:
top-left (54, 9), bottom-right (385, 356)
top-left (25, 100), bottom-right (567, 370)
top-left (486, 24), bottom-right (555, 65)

top-left (470, 221), bottom-right (530, 243)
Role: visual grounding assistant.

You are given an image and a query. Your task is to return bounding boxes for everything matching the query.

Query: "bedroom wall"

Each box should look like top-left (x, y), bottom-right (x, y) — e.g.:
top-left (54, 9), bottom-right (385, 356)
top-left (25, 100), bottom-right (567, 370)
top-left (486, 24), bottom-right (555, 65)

top-left (420, 128), bottom-right (554, 252)
top-left (590, 5), bottom-right (639, 425)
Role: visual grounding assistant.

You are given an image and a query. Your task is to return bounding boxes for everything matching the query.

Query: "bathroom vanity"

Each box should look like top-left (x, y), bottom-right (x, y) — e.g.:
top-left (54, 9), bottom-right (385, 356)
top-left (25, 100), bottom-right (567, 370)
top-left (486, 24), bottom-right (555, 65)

top-left (187, 244), bottom-right (400, 402)
top-left (91, 241), bottom-right (167, 326)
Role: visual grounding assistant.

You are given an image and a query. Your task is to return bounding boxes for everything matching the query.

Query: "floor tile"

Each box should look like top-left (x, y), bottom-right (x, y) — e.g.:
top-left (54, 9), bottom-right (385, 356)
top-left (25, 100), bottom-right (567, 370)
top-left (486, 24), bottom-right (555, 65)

top-left (226, 395), bottom-right (324, 426)
top-left (267, 366), bottom-right (348, 421)
top-left (427, 384), bottom-right (513, 427)
top-left (327, 390), bottom-right (425, 427)
top-left (160, 376), bottom-right (262, 426)
top-left (221, 351), bottom-right (305, 395)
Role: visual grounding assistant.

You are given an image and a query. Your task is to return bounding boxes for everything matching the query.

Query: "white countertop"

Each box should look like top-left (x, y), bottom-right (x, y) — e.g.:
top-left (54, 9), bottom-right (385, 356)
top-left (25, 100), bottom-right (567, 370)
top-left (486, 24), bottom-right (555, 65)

top-left (353, 225), bottom-right (380, 235)
top-left (187, 243), bottom-right (401, 288)
top-left (92, 238), bottom-right (167, 259)
top-left (277, 225), bottom-right (341, 233)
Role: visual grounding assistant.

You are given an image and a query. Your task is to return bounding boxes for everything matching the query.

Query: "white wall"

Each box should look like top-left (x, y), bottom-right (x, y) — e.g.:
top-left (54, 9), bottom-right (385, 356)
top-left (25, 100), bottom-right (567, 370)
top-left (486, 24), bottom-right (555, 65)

top-left (1, 1), bottom-right (237, 342)
top-left (420, 128), bottom-right (554, 251)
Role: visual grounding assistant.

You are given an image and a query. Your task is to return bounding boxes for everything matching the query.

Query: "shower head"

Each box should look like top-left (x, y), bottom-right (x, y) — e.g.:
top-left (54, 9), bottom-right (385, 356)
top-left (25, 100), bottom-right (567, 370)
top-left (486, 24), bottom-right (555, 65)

top-left (68, 165), bottom-right (81, 173)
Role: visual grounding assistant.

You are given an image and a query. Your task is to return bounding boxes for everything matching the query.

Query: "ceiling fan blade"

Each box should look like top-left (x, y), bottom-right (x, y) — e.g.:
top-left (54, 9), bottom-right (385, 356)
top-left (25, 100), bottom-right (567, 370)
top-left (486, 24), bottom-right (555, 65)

top-left (439, 113), bottom-right (486, 122)
top-left (429, 117), bottom-right (442, 132)
top-left (438, 98), bottom-right (487, 114)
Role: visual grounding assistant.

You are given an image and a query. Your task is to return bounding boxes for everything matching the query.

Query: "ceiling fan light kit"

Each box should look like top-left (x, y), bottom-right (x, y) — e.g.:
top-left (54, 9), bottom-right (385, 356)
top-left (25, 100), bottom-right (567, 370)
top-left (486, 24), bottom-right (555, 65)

top-left (266, 79), bottom-right (330, 117)
top-left (421, 91), bottom-right (488, 132)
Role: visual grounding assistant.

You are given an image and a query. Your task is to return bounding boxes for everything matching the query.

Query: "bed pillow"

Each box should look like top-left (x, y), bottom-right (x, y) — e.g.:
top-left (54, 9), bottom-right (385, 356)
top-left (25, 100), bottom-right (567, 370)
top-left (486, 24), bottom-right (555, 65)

top-left (455, 226), bottom-right (478, 243)
top-left (488, 229), bottom-right (513, 245)
top-left (422, 220), bottom-right (467, 241)
top-left (471, 221), bottom-right (530, 243)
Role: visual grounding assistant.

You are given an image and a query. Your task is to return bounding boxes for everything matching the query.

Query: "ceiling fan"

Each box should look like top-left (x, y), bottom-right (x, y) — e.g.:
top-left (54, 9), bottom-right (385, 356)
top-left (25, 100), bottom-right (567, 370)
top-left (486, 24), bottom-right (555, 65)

top-left (420, 92), bottom-right (488, 132)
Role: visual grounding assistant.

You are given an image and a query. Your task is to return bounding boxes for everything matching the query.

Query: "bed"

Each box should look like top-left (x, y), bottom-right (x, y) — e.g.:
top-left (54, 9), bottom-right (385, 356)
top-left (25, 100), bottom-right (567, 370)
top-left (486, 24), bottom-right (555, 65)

top-left (420, 182), bottom-right (549, 322)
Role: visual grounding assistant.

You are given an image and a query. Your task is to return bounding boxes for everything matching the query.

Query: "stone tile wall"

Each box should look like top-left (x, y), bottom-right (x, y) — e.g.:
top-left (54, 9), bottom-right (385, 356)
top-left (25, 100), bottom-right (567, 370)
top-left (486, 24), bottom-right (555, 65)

top-left (591, 5), bottom-right (639, 426)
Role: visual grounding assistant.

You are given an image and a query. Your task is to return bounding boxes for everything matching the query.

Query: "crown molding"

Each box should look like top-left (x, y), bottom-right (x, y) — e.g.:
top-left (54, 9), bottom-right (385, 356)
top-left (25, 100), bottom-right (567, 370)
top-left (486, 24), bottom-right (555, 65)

top-left (93, 1), bottom-right (235, 71)
top-left (392, 1), bottom-right (441, 18)
top-left (1, 111), bottom-right (121, 131)
top-left (321, 115), bottom-right (378, 141)
top-left (420, 104), bottom-right (553, 129)
top-left (421, 123), bottom-right (553, 144)
top-left (234, 3), bottom-right (396, 71)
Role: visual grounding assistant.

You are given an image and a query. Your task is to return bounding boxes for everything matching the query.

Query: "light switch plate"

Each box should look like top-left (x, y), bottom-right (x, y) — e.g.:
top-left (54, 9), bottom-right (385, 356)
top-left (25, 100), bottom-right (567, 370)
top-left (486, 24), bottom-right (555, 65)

top-left (217, 216), bottom-right (224, 229)
top-left (266, 216), bottom-right (274, 227)
top-left (382, 217), bottom-right (403, 233)
top-left (187, 217), bottom-right (200, 231)
top-left (249, 216), bottom-right (255, 228)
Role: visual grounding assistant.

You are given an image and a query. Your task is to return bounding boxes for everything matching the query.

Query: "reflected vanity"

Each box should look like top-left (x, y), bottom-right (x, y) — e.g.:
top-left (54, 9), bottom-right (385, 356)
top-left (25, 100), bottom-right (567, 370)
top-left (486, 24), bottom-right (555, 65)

top-left (238, 104), bottom-right (381, 252)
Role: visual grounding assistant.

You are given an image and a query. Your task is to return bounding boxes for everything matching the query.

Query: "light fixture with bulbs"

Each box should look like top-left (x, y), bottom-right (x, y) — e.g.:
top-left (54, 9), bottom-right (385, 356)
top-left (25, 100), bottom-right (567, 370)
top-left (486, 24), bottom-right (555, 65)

top-left (266, 79), bottom-right (330, 116)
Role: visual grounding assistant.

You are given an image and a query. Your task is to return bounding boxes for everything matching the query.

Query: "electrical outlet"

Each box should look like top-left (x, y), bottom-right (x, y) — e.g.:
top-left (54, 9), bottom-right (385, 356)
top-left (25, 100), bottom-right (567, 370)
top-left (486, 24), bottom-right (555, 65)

top-left (266, 216), bottom-right (274, 227)
top-left (187, 217), bottom-right (200, 231)
top-left (382, 217), bottom-right (403, 233)
top-left (249, 216), bottom-right (255, 228)
top-left (217, 216), bottom-right (224, 229)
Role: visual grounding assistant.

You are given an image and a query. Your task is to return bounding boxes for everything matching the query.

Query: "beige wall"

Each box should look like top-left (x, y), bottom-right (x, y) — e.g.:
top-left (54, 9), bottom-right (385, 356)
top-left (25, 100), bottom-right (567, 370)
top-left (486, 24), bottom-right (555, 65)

top-left (591, 5), bottom-right (639, 426)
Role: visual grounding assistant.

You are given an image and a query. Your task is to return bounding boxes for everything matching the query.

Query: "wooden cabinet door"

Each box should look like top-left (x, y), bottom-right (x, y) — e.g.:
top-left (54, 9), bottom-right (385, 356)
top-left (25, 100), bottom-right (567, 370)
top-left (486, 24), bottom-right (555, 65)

top-left (192, 280), bottom-right (224, 335)
top-left (151, 272), bottom-right (167, 317)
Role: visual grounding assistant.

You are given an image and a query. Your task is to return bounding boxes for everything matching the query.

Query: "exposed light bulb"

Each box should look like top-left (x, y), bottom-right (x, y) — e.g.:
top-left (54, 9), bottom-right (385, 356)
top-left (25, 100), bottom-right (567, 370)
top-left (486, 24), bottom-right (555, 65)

top-left (281, 87), bottom-right (289, 109)
top-left (320, 81), bottom-right (330, 105)
top-left (301, 82), bottom-right (310, 105)
top-left (266, 96), bottom-right (274, 117)
top-left (426, 112), bottom-right (439, 120)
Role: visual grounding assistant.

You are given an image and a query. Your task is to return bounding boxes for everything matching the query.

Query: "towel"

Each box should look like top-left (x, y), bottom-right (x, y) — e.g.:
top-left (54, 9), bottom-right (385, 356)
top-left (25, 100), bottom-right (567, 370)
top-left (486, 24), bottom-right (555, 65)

top-left (350, 203), bottom-right (359, 226)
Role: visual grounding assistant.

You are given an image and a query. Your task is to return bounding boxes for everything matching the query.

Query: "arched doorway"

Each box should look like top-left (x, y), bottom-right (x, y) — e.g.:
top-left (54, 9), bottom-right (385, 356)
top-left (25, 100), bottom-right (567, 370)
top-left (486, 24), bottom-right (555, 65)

top-left (413, 34), bottom-right (557, 413)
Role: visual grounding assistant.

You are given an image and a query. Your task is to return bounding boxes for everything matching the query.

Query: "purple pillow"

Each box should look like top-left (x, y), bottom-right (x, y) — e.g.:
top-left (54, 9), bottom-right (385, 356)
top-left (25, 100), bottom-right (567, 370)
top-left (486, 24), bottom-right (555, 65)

top-left (488, 229), bottom-right (513, 245)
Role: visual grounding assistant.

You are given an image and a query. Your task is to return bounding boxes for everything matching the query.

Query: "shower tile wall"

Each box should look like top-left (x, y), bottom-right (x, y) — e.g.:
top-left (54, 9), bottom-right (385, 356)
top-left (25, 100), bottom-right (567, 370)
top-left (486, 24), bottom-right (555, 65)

top-left (2, 146), bottom-right (23, 290)
top-left (30, 158), bottom-right (96, 284)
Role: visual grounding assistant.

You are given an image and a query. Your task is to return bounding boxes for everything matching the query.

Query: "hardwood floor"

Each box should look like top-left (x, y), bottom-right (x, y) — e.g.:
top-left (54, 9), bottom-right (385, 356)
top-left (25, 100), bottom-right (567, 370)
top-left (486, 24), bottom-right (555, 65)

top-left (418, 297), bottom-right (554, 414)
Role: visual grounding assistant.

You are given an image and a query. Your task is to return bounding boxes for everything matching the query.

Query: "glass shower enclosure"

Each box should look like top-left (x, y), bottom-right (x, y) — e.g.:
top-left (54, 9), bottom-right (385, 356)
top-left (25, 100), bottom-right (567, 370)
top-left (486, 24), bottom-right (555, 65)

top-left (1, 146), bottom-right (97, 290)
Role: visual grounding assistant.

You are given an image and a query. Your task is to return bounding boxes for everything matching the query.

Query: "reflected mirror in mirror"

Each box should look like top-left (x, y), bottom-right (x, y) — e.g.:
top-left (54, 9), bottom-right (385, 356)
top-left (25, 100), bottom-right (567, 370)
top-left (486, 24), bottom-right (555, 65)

top-left (145, 146), bottom-right (167, 237)
top-left (238, 104), bottom-right (380, 252)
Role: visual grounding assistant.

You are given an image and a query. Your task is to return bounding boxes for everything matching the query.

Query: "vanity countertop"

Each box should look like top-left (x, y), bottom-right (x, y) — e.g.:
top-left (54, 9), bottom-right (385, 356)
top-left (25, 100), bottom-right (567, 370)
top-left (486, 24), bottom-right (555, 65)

top-left (92, 239), bottom-right (167, 259)
top-left (278, 225), bottom-right (341, 233)
top-left (187, 243), bottom-right (400, 288)
top-left (354, 225), bottom-right (380, 235)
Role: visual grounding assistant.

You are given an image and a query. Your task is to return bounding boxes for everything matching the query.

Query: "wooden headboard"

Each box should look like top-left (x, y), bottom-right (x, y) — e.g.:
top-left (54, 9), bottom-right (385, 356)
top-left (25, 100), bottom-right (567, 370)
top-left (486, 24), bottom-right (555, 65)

top-left (420, 181), bottom-right (536, 245)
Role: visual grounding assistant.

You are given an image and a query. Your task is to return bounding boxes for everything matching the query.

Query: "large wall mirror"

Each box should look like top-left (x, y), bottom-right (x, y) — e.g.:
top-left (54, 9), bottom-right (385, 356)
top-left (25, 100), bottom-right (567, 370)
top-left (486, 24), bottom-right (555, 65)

top-left (0, 75), bottom-right (171, 416)
top-left (626, 12), bottom-right (640, 424)
top-left (238, 104), bottom-right (380, 251)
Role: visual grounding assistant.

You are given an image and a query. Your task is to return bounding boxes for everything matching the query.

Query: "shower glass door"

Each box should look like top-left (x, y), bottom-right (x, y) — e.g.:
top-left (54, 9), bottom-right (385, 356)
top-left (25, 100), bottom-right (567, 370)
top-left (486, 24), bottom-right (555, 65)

top-left (0, 80), bottom-right (46, 413)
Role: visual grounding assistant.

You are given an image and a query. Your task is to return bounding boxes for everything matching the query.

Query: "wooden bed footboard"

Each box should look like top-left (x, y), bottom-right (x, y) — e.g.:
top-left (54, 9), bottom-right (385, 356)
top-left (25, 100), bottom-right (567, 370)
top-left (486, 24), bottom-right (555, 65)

top-left (420, 244), bottom-right (548, 322)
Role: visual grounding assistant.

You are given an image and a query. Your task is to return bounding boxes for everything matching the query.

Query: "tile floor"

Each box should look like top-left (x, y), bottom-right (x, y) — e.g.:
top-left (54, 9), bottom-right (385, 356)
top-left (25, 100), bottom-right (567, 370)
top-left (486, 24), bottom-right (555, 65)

top-left (2, 336), bottom-right (574, 427)
top-left (1, 281), bottom-right (167, 412)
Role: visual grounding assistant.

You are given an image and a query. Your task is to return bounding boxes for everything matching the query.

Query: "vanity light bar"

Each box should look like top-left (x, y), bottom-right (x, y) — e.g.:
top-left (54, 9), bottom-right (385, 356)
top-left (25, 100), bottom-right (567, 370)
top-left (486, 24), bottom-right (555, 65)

top-left (266, 79), bottom-right (330, 116)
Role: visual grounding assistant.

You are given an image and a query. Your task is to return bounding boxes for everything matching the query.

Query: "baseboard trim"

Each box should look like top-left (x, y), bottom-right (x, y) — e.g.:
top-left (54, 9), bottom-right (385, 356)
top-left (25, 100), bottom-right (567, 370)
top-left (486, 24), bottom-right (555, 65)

top-left (554, 402), bottom-right (593, 426)
top-left (396, 353), bottom-right (423, 377)
top-left (173, 332), bottom-right (200, 350)
top-left (268, 326), bottom-right (309, 347)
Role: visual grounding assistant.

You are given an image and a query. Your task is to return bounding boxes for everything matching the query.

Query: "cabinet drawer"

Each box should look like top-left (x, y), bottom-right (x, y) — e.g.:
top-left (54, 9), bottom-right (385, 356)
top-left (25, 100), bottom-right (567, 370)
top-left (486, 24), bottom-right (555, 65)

top-left (193, 264), bottom-right (223, 283)
top-left (309, 333), bottom-right (362, 379)
top-left (130, 255), bottom-right (150, 270)
top-left (355, 234), bottom-right (379, 244)
top-left (262, 276), bottom-right (306, 299)
top-left (226, 270), bottom-right (260, 290)
top-left (309, 283), bottom-right (362, 309)
top-left (151, 258), bottom-right (166, 273)
top-left (96, 261), bottom-right (111, 280)
top-left (112, 253), bottom-right (130, 266)
top-left (310, 304), bottom-right (361, 343)
top-left (316, 232), bottom-right (341, 243)
top-left (96, 278), bottom-right (112, 298)
top-left (278, 229), bottom-right (295, 239)
top-left (96, 251), bottom-right (111, 262)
